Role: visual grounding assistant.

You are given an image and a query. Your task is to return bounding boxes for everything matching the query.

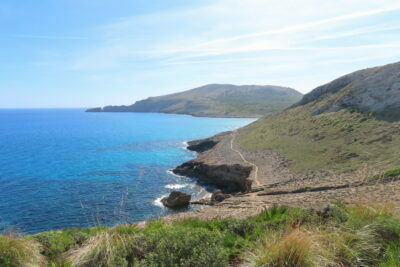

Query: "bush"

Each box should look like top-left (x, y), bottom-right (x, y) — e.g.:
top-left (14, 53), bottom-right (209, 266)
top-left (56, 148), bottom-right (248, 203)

top-left (255, 206), bottom-right (289, 223)
top-left (32, 228), bottom-right (90, 262)
top-left (380, 241), bottom-right (400, 267)
top-left (134, 227), bottom-right (228, 266)
top-left (0, 234), bottom-right (45, 266)
top-left (68, 226), bottom-right (228, 267)
top-left (215, 218), bottom-right (255, 237)
top-left (31, 227), bottom-right (108, 264)
top-left (383, 168), bottom-right (400, 178)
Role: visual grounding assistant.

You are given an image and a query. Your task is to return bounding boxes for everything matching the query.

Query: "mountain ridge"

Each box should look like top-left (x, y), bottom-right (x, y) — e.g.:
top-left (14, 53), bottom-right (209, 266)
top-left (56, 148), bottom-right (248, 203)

top-left (292, 61), bottom-right (400, 120)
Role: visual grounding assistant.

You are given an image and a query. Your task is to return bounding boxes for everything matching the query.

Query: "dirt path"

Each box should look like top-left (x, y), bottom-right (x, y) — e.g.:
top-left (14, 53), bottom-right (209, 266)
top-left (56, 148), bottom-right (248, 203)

top-left (230, 131), bottom-right (261, 186)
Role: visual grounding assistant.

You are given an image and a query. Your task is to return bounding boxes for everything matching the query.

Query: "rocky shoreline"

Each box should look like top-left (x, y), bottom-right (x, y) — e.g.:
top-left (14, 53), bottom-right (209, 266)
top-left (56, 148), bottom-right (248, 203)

top-left (173, 132), bottom-right (253, 194)
top-left (161, 128), bottom-right (400, 222)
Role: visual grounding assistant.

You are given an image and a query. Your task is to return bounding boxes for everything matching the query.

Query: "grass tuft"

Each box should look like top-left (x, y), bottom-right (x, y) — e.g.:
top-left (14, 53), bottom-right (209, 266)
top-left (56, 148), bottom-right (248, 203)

top-left (248, 228), bottom-right (324, 266)
top-left (0, 233), bottom-right (45, 267)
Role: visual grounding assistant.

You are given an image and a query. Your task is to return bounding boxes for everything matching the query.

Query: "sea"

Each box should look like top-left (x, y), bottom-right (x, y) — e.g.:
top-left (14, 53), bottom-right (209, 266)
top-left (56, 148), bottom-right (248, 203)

top-left (0, 109), bottom-right (254, 234)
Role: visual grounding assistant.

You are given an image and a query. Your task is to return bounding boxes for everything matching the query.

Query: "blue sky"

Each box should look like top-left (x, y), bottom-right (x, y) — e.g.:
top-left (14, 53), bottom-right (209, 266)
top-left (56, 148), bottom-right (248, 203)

top-left (1, 0), bottom-right (400, 108)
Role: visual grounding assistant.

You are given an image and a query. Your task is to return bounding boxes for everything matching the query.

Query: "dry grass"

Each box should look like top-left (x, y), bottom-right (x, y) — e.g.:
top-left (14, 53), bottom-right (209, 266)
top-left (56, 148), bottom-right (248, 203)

top-left (247, 228), bottom-right (330, 267)
top-left (67, 231), bottom-right (133, 267)
top-left (348, 202), bottom-right (400, 221)
top-left (0, 233), bottom-right (46, 267)
top-left (247, 226), bottom-right (383, 267)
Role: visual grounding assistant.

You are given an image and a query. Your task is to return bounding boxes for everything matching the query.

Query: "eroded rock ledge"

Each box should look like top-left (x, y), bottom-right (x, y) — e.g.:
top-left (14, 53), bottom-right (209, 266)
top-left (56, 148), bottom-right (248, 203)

top-left (174, 131), bottom-right (254, 193)
top-left (173, 162), bottom-right (252, 193)
top-left (186, 131), bottom-right (231, 153)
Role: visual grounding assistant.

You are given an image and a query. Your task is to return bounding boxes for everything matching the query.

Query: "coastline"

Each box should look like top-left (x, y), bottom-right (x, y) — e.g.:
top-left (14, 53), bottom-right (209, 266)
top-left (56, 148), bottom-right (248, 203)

top-left (86, 109), bottom-right (262, 119)
top-left (160, 129), bottom-right (400, 223)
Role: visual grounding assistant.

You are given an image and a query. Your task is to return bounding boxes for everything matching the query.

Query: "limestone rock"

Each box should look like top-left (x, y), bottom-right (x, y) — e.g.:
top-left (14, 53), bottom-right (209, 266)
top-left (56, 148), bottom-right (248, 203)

top-left (161, 191), bottom-right (191, 209)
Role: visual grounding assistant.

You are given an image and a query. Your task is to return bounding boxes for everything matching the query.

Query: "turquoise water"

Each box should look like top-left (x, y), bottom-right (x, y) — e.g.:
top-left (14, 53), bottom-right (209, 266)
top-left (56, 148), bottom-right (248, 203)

top-left (0, 109), bottom-right (254, 234)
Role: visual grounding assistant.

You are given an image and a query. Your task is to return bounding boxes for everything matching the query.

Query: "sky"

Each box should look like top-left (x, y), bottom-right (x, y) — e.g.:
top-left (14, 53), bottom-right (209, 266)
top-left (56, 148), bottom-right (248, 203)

top-left (1, 0), bottom-right (400, 108)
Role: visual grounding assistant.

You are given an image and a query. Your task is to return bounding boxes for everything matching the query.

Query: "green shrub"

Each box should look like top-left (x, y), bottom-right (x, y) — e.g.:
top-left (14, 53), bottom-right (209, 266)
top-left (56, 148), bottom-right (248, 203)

top-left (134, 226), bottom-right (228, 266)
top-left (31, 227), bottom-right (106, 263)
top-left (255, 206), bottom-right (289, 223)
top-left (383, 168), bottom-right (400, 178)
top-left (32, 228), bottom-right (89, 262)
top-left (215, 218), bottom-right (255, 237)
top-left (172, 218), bottom-right (215, 231)
top-left (380, 241), bottom-right (400, 267)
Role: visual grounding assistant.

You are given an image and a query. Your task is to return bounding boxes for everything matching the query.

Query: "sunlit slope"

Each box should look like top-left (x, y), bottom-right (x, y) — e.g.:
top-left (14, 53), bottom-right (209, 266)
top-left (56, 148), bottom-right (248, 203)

top-left (239, 62), bottom-right (400, 172)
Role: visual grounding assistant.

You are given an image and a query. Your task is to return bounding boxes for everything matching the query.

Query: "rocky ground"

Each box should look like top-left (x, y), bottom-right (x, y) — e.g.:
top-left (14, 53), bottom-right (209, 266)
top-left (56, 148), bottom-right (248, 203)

top-left (165, 131), bottom-right (400, 222)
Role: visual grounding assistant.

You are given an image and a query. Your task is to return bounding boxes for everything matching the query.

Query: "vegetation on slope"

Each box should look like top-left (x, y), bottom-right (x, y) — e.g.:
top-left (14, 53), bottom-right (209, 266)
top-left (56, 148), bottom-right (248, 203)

top-left (1, 202), bottom-right (399, 266)
top-left (239, 104), bottom-right (400, 173)
top-left (87, 84), bottom-right (302, 118)
top-left (239, 62), bottom-right (400, 173)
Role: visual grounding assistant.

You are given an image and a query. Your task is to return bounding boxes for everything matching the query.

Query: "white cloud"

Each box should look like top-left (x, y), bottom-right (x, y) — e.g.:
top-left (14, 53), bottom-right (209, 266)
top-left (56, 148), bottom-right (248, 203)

top-left (64, 0), bottom-right (400, 98)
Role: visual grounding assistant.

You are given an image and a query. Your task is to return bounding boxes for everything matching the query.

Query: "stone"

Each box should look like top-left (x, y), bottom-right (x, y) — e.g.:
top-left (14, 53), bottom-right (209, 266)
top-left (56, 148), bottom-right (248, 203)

top-left (211, 190), bottom-right (231, 203)
top-left (161, 191), bottom-right (191, 209)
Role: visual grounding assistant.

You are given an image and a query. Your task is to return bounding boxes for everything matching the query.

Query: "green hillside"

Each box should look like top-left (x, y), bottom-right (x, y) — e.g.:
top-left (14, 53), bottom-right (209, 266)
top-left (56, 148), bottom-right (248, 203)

top-left (239, 62), bottom-right (400, 173)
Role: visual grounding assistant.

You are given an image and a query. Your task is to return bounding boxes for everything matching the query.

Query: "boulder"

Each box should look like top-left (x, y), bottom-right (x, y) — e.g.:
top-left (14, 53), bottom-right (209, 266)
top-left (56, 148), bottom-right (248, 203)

top-left (161, 191), bottom-right (191, 209)
top-left (211, 190), bottom-right (231, 203)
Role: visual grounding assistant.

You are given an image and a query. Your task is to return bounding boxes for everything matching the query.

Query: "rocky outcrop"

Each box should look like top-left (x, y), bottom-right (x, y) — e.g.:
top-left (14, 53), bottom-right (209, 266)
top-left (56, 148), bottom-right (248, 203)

top-left (293, 61), bottom-right (400, 121)
top-left (173, 162), bottom-right (252, 193)
top-left (161, 191), bottom-right (192, 209)
top-left (186, 132), bottom-right (231, 153)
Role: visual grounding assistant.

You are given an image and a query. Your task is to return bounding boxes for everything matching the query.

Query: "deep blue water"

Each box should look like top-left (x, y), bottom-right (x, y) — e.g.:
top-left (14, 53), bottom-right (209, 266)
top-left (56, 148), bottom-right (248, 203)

top-left (0, 109), bottom-right (254, 234)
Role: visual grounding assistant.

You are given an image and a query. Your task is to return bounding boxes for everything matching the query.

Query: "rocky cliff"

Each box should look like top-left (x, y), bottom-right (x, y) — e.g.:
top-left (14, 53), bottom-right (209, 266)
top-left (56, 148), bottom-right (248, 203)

top-left (293, 62), bottom-right (400, 121)
top-left (173, 132), bottom-right (253, 193)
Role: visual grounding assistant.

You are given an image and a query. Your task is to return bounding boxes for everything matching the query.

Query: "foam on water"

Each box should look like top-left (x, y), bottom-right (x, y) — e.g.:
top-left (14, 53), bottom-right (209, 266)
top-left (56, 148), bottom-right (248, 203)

top-left (165, 184), bottom-right (189, 189)
top-left (166, 169), bottom-right (187, 178)
top-left (153, 195), bottom-right (168, 208)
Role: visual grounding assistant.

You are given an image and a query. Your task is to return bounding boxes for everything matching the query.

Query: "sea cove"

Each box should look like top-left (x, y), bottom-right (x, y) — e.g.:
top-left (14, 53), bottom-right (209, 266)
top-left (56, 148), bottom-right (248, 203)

top-left (0, 109), bottom-right (254, 234)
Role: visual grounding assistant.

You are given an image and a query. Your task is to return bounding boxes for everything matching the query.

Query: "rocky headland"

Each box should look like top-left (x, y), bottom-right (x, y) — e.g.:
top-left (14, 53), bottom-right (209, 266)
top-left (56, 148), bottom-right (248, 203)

top-left (86, 84), bottom-right (302, 118)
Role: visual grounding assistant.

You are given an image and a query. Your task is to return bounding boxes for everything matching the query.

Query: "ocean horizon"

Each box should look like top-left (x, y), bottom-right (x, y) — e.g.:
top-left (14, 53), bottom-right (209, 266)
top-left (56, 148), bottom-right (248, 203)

top-left (0, 109), bottom-right (254, 234)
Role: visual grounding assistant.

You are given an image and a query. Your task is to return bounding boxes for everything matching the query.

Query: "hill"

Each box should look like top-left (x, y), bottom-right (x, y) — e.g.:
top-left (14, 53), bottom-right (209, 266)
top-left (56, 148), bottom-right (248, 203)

top-left (86, 84), bottom-right (302, 118)
top-left (239, 61), bottom-right (400, 173)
